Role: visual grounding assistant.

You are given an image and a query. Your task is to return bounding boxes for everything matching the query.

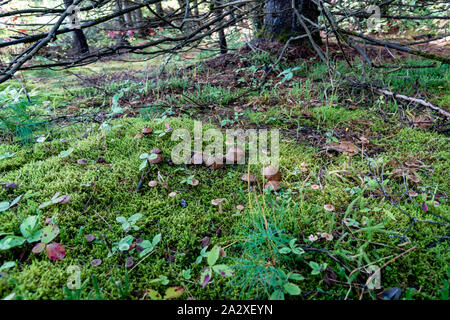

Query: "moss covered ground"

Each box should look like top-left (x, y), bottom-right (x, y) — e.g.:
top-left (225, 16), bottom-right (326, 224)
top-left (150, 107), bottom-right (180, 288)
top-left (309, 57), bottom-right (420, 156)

top-left (0, 51), bottom-right (449, 300)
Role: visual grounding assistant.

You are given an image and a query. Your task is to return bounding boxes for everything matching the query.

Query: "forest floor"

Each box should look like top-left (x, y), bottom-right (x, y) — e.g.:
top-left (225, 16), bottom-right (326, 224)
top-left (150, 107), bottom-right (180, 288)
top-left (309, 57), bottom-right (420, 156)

top-left (0, 42), bottom-right (449, 300)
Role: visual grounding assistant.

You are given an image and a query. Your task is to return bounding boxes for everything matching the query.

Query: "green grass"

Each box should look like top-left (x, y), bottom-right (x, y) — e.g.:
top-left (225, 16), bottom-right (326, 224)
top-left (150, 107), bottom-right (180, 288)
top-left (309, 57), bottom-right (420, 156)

top-left (0, 54), bottom-right (448, 300)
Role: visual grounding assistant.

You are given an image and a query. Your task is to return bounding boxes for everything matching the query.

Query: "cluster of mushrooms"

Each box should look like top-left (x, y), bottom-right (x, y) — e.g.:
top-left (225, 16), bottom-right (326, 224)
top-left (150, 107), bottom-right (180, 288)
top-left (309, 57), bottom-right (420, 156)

top-left (241, 165), bottom-right (281, 192)
top-left (189, 145), bottom-right (245, 169)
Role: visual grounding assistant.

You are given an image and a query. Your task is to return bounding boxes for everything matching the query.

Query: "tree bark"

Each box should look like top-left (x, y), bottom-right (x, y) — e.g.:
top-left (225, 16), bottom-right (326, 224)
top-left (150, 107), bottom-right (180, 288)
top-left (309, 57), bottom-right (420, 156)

top-left (63, 0), bottom-right (89, 55)
top-left (215, 0), bottom-right (227, 54)
top-left (262, 0), bottom-right (321, 45)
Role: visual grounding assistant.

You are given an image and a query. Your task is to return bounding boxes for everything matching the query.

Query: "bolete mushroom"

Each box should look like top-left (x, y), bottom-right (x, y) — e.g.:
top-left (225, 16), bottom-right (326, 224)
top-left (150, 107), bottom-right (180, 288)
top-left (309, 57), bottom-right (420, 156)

top-left (225, 146), bottom-right (245, 164)
top-left (264, 180), bottom-right (280, 191)
top-left (148, 180), bottom-right (158, 187)
top-left (191, 152), bottom-right (204, 165)
top-left (263, 165), bottom-right (281, 181)
top-left (168, 191), bottom-right (177, 198)
top-left (204, 155), bottom-right (224, 170)
top-left (142, 126), bottom-right (153, 134)
top-left (241, 173), bottom-right (256, 184)
top-left (211, 198), bottom-right (227, 214)
top-left (148, 153), bottom-right (163, 164)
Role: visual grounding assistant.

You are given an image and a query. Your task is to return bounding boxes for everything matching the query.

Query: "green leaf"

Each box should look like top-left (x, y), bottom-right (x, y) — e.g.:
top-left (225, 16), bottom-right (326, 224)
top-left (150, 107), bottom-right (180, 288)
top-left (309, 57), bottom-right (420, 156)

top-left (39, 225), bottom-right (60, 244)
top-left (9, 195), bottom-right (22, 208)
top-left (0, 235), bottom-right (26, 250)
top-left (0, 201), bottom-right (10, 212)
top-left (152, 233), bottom-right (162, 247)
top-left (283, 282), bottom-right (301, 295)
top-left (269, 289), bottom-right (285, 300)
top-left (147, 289), bottom-right (162, 300)
top-left (207, 245), bottom-right (220, 266)
top-left (139, 153), bottom-right (149, 159)
top-left (116, 216), bottom-right (127, 223)
top-left (289, 273), bottom-right (305, 281)
top-left (140, 240), bottom-right (153, 249)
top-left (212, 264), bottom-right (233, 277)
top-left (139, 160), bottom-right (148, 171)
top-left (19, 215), bottom-right (39, 238)
top-left (139, 247), bottom-right (153, 257)
top-left (0, 261), bottom-right (16, 271)
top-left (278, 247), bottom-right (291, 254)
top-left (164, 286), bottom-right (184, 299)
top-left (128, 213), bottom-right (142, 222)
top-left (59, 148), bottom-right (74, 158)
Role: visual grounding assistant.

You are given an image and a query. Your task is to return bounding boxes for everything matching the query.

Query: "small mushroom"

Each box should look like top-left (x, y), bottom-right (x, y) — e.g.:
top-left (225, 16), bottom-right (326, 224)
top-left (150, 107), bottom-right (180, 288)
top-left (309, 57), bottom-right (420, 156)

top-left (191, 152), bottom-right (204, 165)
top-left (263, 165), bottom-right (281, 181)
top-left (324, 204), bottom-right (335, 212)
top-left (225, 145), bottom-right (245, 164)
top-left (311, 184), bottom-right (320, 190)
top-left (211, 198), bottom-right (227, 214)
top-left (148, 180), bottom-right (158, 187)
top-left (241, 173), bottom-right (256, 183)
top-left (236, 204), bottom-right (245, 211)
top-left (134, 133), bottom-right (143, 139)
top-left (190, 178), bottom-right (199, 187)
top-left (168, 191), bottom-right (177, 198)
top-left (149, 153), bottom-right (163, 164)
top-left (77, 158), bottom-right (88, 165)
top-left (204, 155), bottom-right (224, 170)
top-left (142, 126), bottom-right (153, 134)
top-left (264, 180), bottom-right (280, 191)
top-left (408, 191), bottom-right (418, 197)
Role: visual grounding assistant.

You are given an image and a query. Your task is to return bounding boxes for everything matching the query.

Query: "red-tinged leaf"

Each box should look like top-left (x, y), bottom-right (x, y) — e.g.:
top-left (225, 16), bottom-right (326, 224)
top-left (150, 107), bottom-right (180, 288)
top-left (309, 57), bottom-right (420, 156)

top-left (45, 243), bottom-right (66, 261)
top-left (32, 242), bottom-right (45, 254)
top-left (422, 202), bottom-right (428, 212)
top-left (200, 267), bottom-right (212, 287)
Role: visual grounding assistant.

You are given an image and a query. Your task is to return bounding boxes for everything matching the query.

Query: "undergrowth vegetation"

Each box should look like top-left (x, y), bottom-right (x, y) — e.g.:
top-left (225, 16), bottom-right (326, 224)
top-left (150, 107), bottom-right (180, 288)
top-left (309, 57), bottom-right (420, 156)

top-left (0, 49), bottom-right (449, 300)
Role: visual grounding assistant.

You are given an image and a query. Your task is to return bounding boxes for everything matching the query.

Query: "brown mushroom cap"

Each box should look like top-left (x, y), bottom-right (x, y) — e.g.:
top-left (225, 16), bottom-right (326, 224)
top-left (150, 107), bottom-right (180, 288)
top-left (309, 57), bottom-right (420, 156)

top-left (191, 152), bottom-right (204, 165)
top-left (142, 127), bottom-right (153, 134)
top-left (149, 153), bottom-right (163, 164)
top-left (264, 180), bottom-right (280, 191)
top-left (323, 204), bottom-right (335, 212)
top-left (263, 165), bottom-right (281, 181)
top-left (190, 178), bottom-right (199, 186)
top-left (225, 146), bottom-right (245, 163)
top-left (204, 155), bottom-right (224, 170)
top-left (241, 173), bottom-right (256, 183)
top-left (236, 204), bottom-right (245, 211)
top-left (211, 198), bottom-right (227, 206)
top-left (148, 180), bottom-right (158, 187)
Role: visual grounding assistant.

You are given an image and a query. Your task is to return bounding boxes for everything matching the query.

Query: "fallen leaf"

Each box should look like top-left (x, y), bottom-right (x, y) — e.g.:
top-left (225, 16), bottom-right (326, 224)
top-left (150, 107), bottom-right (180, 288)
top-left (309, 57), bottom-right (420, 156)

top-left (45, 243), bottom-right (66, 261)
top-left (324, 141), bottom-right (358, 156)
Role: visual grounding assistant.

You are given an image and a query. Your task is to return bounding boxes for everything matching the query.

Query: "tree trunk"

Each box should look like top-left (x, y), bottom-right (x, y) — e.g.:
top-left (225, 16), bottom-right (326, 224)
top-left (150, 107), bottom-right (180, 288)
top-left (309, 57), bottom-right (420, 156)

top-left (115, 0), bottom-right (126, 29)
top-left (262, 0), bottom-right (321, 45)
top-left (155, 1), bottom-right (164, 16)
top-left (64, 0), bottom-right (89, 55)
top-left (215, 0), bottom-right (227, 54)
